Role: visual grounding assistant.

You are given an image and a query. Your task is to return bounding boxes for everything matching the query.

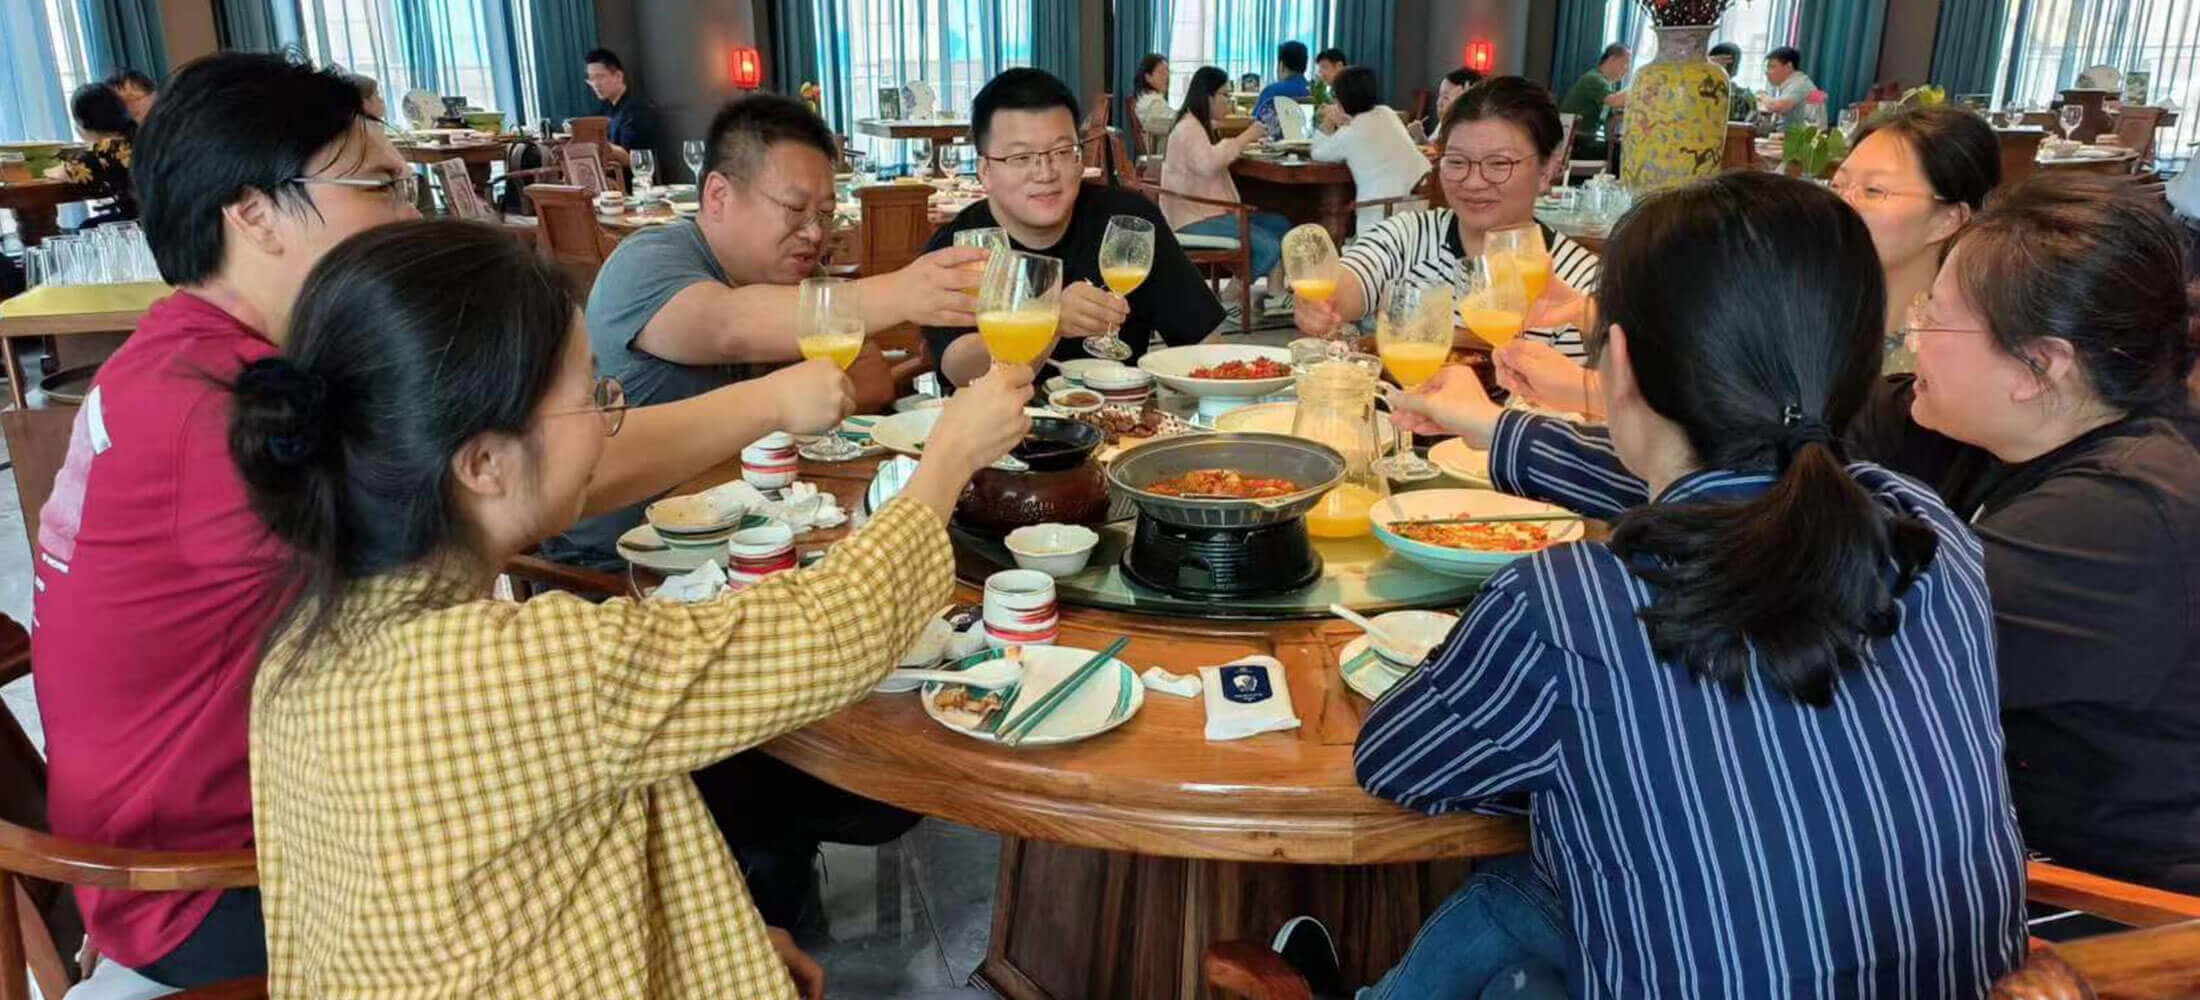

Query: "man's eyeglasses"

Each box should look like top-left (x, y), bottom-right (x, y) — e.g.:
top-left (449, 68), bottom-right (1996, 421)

top-left (1437, 154), bottom-right (1528, 184)
top-left (724, 174), bottom-right (838, 234)
top-left (289, 173), bottom-right (419, 208)
top-left (979, 144), bottom-right (1083, 175)
top-left (544, 375), bottom-right (629, 436)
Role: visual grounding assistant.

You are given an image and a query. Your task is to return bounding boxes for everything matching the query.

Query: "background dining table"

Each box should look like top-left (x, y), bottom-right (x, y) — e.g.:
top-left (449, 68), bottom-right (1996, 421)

top-left (0, 180), bottom-right (98, 248)
top-left (634, 451), bottom-right (1526, 999)
top-left (1229, 156), bottom-right (1358, 243)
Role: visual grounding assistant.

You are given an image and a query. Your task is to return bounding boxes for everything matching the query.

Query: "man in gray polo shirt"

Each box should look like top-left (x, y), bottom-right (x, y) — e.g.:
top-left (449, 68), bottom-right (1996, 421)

top-left (550, 93), bottom-right (984, 566)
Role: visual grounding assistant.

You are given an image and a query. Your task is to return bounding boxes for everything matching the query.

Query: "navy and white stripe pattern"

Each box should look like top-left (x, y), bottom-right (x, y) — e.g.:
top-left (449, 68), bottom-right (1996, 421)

top-left (1357, 411), bottom-right (2027, 999)
top-left (1338, 208), bottom-right (1601, 359)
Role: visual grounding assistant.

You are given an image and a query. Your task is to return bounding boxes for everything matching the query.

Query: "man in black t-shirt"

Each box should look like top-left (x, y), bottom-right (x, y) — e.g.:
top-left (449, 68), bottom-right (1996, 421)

top-left (925, 69), bottom-right (1222, 386)
top-left (584, 47), bottom-right (660, 169)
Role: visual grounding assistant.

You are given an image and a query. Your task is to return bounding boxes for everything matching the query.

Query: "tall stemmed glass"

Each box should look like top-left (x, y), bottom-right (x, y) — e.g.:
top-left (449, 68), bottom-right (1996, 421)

top-left (1459, 255), bottom-right (1533, 410)
top-left (682, 139), bottom-right (706, 182)
top-left (2058, 104), bottom-right (2085, 141)
top-left (1373, 280), bottom-right (1452, 481)
top-left (795, 277), bottom-right (869, 461)
top-left (975, 252), bottom-right (1063, 471)
top-left (1086, 215), bottom-right (1153, 361)
top-left (1485, 223), bottom-right (1552, 306)
top-left (1282, 223), bottom-right (1344, 338)
top-left (911, 139), bottom-right (934, 178)
top-left (630, 149), bottom-right (656, 197)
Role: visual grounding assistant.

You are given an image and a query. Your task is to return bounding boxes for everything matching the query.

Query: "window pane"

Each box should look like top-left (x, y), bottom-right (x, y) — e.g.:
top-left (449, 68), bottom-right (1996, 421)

top-left (1997, 0), bottom-right (2200, 170)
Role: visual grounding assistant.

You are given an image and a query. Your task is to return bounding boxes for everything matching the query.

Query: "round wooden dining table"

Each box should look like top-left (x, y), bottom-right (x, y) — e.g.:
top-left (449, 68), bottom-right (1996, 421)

top-left (1230, 156), bottom-right (1358, 243)
top-left (644, 452), bottom-right (1527, 999)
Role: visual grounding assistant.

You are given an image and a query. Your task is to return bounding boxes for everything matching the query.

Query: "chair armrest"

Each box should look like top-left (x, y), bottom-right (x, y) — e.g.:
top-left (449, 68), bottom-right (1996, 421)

top-left (1202, 941), bottom-right (1313, 1000)
top-left (2054, 918), bottom-right (2200, 996)
top-left (0, 821), bottom-right (256, 892)
top-left (1137, 181), bottom-right (1257, 218)
top-left (505, 554), bottom-right (627, 600)
top-left (2027, 860), bottom-right (2200, 928)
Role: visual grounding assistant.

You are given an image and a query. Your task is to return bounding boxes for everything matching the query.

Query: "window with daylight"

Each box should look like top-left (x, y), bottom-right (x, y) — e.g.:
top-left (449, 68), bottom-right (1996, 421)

top-left (1162, 0), bottom-right (1334, 106)
top-left (1992, 0), bottom-right (2199, 167)
top-left (291, 0), bottom-right (535, 125)
top-left (1598, 0), bottom-right (1801, 95)
top-left (2, 0), bottom-right (97, 145)
top-left (806, 0), bottom-right (1035, 169)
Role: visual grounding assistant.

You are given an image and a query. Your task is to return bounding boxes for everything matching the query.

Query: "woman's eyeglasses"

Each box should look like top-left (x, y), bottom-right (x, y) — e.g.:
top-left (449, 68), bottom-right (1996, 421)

top-left (544, 375), bottom-right (629, 436)
top-left (289, 173), bottom-right (420, 208)
top-left (1891, 292), bottom-right (1990, 352)
top-left (1830, 177), bottom-right (1942, 207)
top-left (1437, 154), bottom-right (1528, 184)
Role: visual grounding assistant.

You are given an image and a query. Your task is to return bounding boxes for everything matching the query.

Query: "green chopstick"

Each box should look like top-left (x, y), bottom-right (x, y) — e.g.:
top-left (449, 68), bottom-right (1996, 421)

top-left (998, 636), bottom-right (1132, 746)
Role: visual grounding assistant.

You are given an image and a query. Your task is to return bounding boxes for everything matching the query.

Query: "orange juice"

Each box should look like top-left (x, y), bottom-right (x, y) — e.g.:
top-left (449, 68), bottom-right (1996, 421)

top-left (1291, 277), bottom-right (1338, 302)
top-left (1305, 482), bottom-right (1382, 538)
top-left (1102, 266), bottom-right (1150, 295)
top-left (978, 309), bottom-right (1059, 364)
top-left (1379, 341), bottom-right (1450, 388)
top-left (1461, 307), bottom-right (1524, 349)
top-left (798, 333), bottom-right (864, 369)
top-left (1515, 254), bottom-right (1552, 301)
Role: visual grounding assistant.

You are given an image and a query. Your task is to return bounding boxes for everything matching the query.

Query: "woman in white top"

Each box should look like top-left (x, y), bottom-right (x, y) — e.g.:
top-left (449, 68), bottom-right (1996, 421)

top-left (1161, 65), bottom-right (1288, 290)
top-left (1131, 54), bottom-right (1175, 156)
top-left (1295, 77), bottom-right (1600, 358)
top-left (1311, 66), bottom-right (1432, 234)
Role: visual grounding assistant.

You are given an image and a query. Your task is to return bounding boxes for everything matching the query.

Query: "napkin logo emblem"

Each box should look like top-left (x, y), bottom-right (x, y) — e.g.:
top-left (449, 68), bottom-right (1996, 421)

top-left (1220, 665), bottom-right (1272, 704)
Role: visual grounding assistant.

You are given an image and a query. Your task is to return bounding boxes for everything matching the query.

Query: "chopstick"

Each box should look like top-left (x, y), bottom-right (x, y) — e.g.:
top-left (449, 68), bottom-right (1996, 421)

top-left (997, 636), bottom-right (1131, 746)
top-left (1400, 513), bottom-right (1583, 528)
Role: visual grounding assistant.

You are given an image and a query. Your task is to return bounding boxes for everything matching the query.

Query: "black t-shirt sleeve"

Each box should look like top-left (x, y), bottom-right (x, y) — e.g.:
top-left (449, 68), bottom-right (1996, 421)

top-left (1126, 193), bottom-right (1225, 347)
top-left (624, 99), bottom-right (662, 150)
top-left (1984, 468), bottom-right (2188, 710)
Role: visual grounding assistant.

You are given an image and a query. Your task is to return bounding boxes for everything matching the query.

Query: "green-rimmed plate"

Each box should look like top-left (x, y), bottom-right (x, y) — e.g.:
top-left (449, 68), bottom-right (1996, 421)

top-left (1338, 634), bottom-right (1409, 701)
top-left (1369, 489), bottom-right (1584, 578)
top-left (920, 644), bottom-right (1143, 747)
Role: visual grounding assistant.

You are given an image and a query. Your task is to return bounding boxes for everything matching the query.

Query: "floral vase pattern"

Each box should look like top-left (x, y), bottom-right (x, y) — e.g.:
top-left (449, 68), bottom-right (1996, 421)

top-left (1619, 24), bottom-right (1730, 195)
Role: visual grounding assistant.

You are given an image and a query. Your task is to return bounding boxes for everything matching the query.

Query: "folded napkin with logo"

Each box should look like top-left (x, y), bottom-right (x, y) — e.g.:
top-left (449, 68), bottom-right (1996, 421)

top-left (1199, 655), bottom-right (1301, 741)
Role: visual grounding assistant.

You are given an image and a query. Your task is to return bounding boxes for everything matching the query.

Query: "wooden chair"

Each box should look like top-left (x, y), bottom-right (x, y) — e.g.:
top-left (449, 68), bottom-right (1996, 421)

top-left (854, 182), bottom-right (935, 278)
top-left (1123, 93), bottom-right (1153, 158)
top-left (560, 142), bottom-right (618, 197)
top-left (1344, 173), bottom-right (1438, 237)
top-left (526, 184), bottom-right (614, 291)
top-left (1201, 861), bottom-right (2200, 1000)
top-left (1997, 127), bottom-right (2046, 191)
top-left (0, 617), bottom-right (266, 1000)
top-left (1112, 133), bottom-right (1254, 334)
top-left (1721, 121), bottom-right (1760, 172)
top-left (568, 116), bottom-right (609, 148)
top-left (2112, 106), bottom-right (2167, 167)
top-left (1407, 88), bottom-right (1434, 127)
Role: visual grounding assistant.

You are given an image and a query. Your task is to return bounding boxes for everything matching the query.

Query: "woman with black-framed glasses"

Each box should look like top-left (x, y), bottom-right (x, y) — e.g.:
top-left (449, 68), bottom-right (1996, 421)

top-left (1848, 171), bottom-right (2200, 897)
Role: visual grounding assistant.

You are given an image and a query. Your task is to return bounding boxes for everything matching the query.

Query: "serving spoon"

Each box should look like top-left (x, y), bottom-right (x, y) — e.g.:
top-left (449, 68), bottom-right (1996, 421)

top-left (889, 658), bottom-right (1024, 690)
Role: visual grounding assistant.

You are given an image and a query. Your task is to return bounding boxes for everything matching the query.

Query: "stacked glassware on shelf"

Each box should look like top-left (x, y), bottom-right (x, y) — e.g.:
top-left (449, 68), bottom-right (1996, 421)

top-left (20, 222), bottom-right (160, 289)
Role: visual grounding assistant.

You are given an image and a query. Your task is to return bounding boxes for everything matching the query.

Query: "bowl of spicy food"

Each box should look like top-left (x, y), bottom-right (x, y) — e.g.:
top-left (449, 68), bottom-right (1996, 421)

top-left (1368, 489), bottom-right (1586, 578)
top-left (1137, 344), bottom-right (1296, 399)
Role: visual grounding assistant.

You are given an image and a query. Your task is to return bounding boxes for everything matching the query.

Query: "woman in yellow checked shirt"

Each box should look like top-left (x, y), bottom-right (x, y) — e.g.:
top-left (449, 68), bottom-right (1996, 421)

top-left (228, 221), bottom-right (1035, 1000)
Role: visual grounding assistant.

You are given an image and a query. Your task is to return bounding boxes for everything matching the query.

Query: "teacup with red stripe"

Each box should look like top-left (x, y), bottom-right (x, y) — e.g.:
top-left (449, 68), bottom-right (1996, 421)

top-left (742, 431), bottom-right (800, 491)
top-left (726, 521), bottom-right (798, 586)
top-left (983, 569), bottom-right (1059, 648)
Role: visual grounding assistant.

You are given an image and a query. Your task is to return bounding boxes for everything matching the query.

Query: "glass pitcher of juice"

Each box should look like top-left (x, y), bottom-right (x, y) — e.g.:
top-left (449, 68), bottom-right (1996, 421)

top-left (1291, 355), bottom-right (1390, 539)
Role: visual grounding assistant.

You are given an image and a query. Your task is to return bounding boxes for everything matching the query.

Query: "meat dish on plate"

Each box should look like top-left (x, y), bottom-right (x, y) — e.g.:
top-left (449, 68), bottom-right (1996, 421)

top-left (1189, 358), bottom-right (1290, 380)
top-left (1144, 468), bottom-right (1299, 499)
top-left (1392, 519), bottom-right (1559, 552)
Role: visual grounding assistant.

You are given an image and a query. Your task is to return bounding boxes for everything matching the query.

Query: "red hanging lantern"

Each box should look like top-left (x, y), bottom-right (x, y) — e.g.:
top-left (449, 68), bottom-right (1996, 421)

top-left (1466, 39), bottom-right (1495, 74)
top-left (730, 46), bottom-right (763, 90)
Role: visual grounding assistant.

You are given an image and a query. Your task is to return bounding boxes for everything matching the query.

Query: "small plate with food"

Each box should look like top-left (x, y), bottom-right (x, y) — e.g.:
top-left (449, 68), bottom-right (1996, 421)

top-left (1137, 345), bottom-right (1296, 399)
top-left (921, 644), bottom-right (1144, 746)
top-left (1426, 437), bottom-right (1493, 488)
top-left (1370, 489), bottom-right (1585, 577)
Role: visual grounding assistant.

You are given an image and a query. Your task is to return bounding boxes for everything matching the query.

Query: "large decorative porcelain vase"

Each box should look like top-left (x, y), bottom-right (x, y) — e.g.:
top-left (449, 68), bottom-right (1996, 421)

top-left (1619, 24), bottom-right (1730, 194)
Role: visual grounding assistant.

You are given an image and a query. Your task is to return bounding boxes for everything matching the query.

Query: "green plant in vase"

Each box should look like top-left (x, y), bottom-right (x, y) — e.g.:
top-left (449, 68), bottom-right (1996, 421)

top-left (1781, 125), bottom-right (1849, 179)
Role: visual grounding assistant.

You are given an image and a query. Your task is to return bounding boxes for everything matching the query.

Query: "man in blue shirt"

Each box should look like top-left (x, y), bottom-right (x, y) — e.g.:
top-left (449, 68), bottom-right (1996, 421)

top-left (1252, 41), bottom-right (1311, 121)
top-left (584, 47), bottom-right (660, 170)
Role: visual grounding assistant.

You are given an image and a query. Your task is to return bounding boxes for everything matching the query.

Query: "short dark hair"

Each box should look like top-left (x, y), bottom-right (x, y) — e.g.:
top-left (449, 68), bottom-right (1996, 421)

top-left (1439, 76), bottom-right (1565, 159)
top-left (970, 68), bottom-right (1081, 155)
top-left (1599, 43), bottom-right (1632, 65)
top-left (1135, 53), bottom-right (1167, 95)
top-left (1316, 48), bottom-right (1347, 66)
top-left (1278, 41), bottom-right (1309, 75)
top-left (1709, 42), bottom-right (1742, 63)
top-left (1599, 172), bottom-right (1932, 708)
top-left (584, 48), bottom-right (624, 73)
top-left (136, 53), bottom-right (367, 286)
top-left (71, 82), bottom-right (135, 138)
top-left (1850, 106), bottom-right (1999, 211)
top-left (229, 220), bottom-right (578, 659)
top-left (1952, 173), bottom-right (2196, 412)
top-left (1768, 46), bottom-right (1802, 69)
top-left (704, 92), bottom-right (839, 181)
top-left (1444, 67), bottom-right (1483, 89)
top-left (1332, 67), bottom-right (1379, 116)
top-left (107, 69), bottom-right (156, 93)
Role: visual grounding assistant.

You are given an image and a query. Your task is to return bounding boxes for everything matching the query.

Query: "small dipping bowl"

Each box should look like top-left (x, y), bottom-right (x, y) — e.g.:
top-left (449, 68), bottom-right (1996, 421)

top-left (1003, 523), bottom-right (1101, 578)
top-left (1047, 387), bottom-right (1105, 416)
top-left (1084, 365), bottom-right (1155, 407)
top-left (645, 494), bottom-right (745, 551)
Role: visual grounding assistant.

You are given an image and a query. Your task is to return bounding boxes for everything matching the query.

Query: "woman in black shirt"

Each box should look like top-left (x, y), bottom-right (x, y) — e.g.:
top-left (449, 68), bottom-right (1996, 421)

top-left (61, 82), bottom-right (138, 226)
top-left (1849, 172), bottom-right (2200, 893)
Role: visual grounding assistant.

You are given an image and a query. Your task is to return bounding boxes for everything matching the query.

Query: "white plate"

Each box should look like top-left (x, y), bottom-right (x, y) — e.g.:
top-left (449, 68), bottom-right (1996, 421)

top-left (618, 524), bottom-right (726, 575)
top-left (1138, 345), bottom-right (1296, 398)
top-left (1427, 437), bottom-right (1493, 488)
top-left (870, 405), bottom-right (1053, 457)
top-left (921, 645), bottom-right (1144, 746)
top-left (1055, 358), bottom-right (1120, 385)
top-left (1338, 635), bottom-right (1409, 701)
top-left (1369, 488), bottom-right (1585, 577)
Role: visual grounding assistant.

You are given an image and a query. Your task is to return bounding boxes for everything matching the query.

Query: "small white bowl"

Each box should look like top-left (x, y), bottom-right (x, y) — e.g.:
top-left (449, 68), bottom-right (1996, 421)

top-left (1048, 387), bottom-right (1105, 415)
top-left (1367, 610), bottom-right (1460, 667)
top-left (1004, 523), bottom-right (1101, 578)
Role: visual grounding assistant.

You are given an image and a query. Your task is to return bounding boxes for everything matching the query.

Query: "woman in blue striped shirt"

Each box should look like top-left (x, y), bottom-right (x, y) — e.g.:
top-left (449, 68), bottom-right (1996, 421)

top-left (1347, 172), bottom-right (2027, 998)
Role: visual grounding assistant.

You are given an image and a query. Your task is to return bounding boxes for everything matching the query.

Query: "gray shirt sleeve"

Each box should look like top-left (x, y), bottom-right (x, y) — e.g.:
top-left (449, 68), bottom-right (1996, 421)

top-left (585, 222), bottom-right (726, 371)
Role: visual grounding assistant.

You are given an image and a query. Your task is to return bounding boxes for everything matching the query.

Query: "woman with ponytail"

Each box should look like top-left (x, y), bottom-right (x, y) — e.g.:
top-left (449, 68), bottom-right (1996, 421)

top-left (1341, 172), bottom-right (2024, 998)
top-left (230, 219), bottom-right (1033, 999)
top-left (1847, 172), bottom-right (2200, 896)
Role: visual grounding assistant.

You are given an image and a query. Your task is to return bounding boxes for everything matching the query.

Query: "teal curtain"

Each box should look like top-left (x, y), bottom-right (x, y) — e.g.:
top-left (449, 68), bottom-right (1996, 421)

top-left (1110, 0), bottom-right (1171, 109)
top-left (529, 0), bottom-right (600, 121)
top-left (77, 0), bottom-right (168, 79)
top-left (1795, 0), bottom-right (1888, 107)
top-left (1031, 0), bottom-right (1081, 104)
top-left (1929, 0), bottom-right (2007, 96)
top-left (1, 0), bottom-right (73, 143)
top-left (765, 0), bottom-right (822, 95)
top-left (1207, 0), bottom-right (1330, 84)
top-left (1547, 0), bottom-right (1605, 88)
top-left (211, 0), bottom-right (301, 53)
top-left (1331, 0), bottom-right (1393, 101)
top-left (395, 0), bottom-right (442, 92)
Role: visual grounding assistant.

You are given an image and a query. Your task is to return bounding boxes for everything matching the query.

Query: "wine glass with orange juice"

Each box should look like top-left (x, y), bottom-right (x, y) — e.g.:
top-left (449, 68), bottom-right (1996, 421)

top-left (977, 250), bottom-right (1064, 367)
top-left (795, 276), bottom-right (869, 461)
top-left (1486, 223), bottom-right (1553, 304)
top-left (1281, 224), bottom-right (1345, 337)
top-left (1460, 255), bottom-right (1533, 411)
top-left (1372, 281), bottom-right (1451, 481)
top-left (1085, 215), bottom-right (1153, 361)
top-left (953, 227), bottom-right (1008, 291)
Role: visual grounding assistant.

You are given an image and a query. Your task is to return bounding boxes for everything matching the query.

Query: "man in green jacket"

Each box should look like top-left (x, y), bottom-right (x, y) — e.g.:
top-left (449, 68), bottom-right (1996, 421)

top-left (1559, 43), bottom-right (1631, 160)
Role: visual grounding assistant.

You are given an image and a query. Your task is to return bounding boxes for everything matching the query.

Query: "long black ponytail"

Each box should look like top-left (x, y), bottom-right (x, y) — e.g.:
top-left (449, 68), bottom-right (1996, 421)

top-left (1599, 172), bottom-right (1939, 707)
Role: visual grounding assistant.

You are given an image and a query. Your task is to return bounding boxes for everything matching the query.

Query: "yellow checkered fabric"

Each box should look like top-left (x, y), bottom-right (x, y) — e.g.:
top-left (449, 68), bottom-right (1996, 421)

top-left (251, 497), bottom-right (952, 998)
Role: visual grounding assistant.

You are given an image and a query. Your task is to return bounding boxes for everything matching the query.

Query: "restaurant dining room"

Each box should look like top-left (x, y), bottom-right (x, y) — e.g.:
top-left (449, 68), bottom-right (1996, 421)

top-left (8, 0), bottom-right (2200, 996)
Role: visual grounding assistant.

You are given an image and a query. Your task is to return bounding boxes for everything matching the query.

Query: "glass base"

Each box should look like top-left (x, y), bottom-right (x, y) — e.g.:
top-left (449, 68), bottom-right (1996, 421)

top-left (799, 438), bottom-right (866, 462)
top-left (1374, 455), bottom-right (1442, 482)
top-left (1083, 335), bottom-right (1133, 361)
